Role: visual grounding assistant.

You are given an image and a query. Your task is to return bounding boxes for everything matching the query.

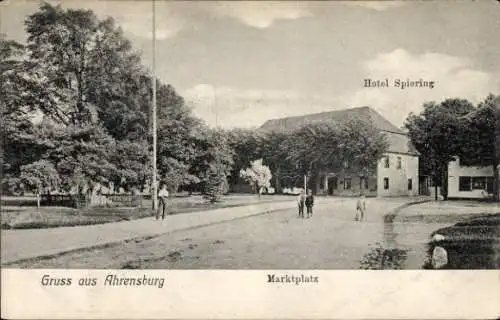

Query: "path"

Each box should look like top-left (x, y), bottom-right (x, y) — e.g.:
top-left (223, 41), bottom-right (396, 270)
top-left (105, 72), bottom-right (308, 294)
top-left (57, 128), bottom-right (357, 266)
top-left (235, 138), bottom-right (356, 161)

top-left (1, 201), bottom-right (297, 264)
top-left (3, 197), bottom-right (424, 268)
top-left (386, 200), bottom-right (500, 269)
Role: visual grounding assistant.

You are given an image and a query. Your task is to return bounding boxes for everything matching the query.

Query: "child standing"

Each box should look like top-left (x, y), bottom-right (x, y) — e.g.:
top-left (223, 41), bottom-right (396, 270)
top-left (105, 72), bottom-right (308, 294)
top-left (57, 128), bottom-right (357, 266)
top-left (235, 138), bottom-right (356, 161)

top-left (297, 190), bottom-right (306, 218)
top-left (355, 193), bottom-right (366, 221)
top-left (305, 189), bottom-right (314, 218)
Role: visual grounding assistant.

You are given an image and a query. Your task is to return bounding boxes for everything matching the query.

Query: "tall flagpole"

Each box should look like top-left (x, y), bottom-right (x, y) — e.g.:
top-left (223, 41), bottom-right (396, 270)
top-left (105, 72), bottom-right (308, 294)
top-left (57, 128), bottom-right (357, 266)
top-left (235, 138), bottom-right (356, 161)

top-left (152, 0), bottom-right (158, 212)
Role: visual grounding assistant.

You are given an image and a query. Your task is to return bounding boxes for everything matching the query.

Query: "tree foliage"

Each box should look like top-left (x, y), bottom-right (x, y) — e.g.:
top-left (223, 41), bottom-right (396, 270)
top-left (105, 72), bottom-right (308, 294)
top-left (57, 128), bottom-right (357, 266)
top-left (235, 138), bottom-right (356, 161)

top-left (281, 119), bottom-right (388, 181)
top-left (404, 97), bottom-right (498, 200)
top-left (226, 128), bottom-right (265, 187)
top-left (240, 159), bottom-right (272, 193)
top-left (19, 160), bottom-right (60, 194)
top-left (195, 129), bottom-right (234, 202)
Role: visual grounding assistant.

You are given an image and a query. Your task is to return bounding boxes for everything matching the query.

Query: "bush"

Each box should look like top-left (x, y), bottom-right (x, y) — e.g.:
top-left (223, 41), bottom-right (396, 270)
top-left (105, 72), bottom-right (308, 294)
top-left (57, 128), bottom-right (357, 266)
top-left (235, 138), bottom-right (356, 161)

top-left (359, 243), bottom-right (408, 270)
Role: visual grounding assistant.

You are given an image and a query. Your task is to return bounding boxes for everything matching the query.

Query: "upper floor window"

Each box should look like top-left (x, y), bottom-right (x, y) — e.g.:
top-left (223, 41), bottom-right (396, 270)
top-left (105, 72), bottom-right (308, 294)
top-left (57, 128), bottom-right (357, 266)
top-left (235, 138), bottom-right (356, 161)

top-left (343, 160), bottom-right (350, 169)
top-left (383, 156), bottom-right (390, 168)
top-left (397, 157), bottom-right (402, 169)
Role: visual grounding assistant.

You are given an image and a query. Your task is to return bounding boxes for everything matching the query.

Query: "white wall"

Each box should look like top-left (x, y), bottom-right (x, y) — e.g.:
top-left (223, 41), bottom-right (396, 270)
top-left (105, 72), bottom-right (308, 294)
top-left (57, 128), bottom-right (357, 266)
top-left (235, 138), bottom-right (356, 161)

top-left (448, 159), bottom-right (494, 198)
top-left (377, 153), bottom-right (419, 197)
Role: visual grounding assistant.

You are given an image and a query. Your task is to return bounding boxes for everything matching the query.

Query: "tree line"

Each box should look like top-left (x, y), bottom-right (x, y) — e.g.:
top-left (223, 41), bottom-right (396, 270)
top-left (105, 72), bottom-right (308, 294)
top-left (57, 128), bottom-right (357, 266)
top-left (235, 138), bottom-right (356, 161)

top-left (1, 3), bottom-right (498, 202)
top-left (1, 3), bottom-right (233, 202)
top-left (1, 3), bottom-right (391, 202)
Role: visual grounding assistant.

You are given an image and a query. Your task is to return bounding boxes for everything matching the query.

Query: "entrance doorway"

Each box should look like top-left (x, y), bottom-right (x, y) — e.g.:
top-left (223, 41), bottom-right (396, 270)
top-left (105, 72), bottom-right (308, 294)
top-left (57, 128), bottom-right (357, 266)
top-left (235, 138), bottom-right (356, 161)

top-left (327, 177), bottom-right (337, 195)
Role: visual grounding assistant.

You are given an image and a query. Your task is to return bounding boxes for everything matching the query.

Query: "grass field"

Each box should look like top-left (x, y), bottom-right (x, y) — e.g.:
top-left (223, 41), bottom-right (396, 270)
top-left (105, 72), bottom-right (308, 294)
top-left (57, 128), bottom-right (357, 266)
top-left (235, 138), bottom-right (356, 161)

top-left (0, 194), bottom-right (292, 230)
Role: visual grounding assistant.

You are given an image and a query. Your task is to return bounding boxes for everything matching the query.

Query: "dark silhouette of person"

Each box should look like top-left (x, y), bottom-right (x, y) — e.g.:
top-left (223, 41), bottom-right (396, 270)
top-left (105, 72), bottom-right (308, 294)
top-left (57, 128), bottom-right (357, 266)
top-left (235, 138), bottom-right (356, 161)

top-left (305, 189), bottom-right (314, 218)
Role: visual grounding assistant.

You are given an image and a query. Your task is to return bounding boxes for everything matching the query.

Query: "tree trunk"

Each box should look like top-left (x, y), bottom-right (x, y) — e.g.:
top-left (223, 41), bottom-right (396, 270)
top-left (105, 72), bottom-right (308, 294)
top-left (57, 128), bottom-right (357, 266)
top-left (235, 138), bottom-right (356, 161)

top-left (275, 166), bottom-right (281, 194)
top-left (433, 172), bottom-right (438, 201)
top-left (442, 165), bottom-right (448, 201)
top-left (315, 172), bottom-right (321, 195)
top-left (36, 192), bottom-right (40, 210)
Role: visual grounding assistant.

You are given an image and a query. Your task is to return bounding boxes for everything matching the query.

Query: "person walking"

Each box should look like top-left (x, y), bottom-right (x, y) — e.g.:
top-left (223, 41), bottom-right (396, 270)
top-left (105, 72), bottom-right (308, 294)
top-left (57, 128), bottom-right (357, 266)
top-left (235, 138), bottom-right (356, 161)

top-left (305, 189), bottom-right (314, 218)
top-left (355, 193), bottom-right (366, 221)
top-left (157, 184), bottom-right (169, 220)
top-left (297, 190), bottom-right (306, 218)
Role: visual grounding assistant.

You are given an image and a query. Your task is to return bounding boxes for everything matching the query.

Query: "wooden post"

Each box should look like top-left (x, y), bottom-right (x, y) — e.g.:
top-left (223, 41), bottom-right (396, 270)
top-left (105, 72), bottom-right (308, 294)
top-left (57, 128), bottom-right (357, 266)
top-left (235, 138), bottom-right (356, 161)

top-left (151, 0), bottom-right (158, 212)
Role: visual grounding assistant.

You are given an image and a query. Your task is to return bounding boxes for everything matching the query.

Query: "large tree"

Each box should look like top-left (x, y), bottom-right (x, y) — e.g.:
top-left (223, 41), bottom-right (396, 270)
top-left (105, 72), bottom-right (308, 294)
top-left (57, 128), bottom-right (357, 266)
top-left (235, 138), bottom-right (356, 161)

top-left (37, 124), bottom-right (118, 193)
top-left (0, 35), bottom-right (46, 193)
top-left (24, 2), bottom-right (146, 129)
top-left (459, 94), bottom-right (499, 201)
top-left (260, 131), bottom-right (294, 192)
top-left (156, 82), bottom-right (204, 192)
top-left (226, 128), bottom-right (265, 189)
top-left (191, 128), bottom-right (234, 202)
top-left (19, 160), bottom-right (60, 208)
top-left (240, 159), bottom-right (272, 195)
top-left (405, 99), bottom-right (475, 200)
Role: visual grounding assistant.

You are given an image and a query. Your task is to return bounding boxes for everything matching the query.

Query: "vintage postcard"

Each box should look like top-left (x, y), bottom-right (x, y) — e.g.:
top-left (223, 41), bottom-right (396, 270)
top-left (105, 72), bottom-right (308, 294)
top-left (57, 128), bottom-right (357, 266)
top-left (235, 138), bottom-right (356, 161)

top-left (1, 0), bottom-right (499, 318)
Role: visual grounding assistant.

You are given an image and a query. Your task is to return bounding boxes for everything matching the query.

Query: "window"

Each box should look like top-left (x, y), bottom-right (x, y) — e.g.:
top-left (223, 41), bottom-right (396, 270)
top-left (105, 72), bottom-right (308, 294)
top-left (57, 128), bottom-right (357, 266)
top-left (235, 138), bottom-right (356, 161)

top-left (459, 177), bottom-right (472, 191)
top-left (472, 177), bottom-right (487, 190)
top-left (343, 160), bottom-right (350, 169)
top-left (397, 157), bottom-right (402, 169)
top-left (360, 177), bottom-right (368, 189)
top-left (408, 178), bottom-right (412, 190)
top-left (459, 176), bottom-right (493, 192)
top-left (384, 156), bottom-right (390, 168)
top-left (383, 177), bottom-right (389, 190)
top-left (344, 178), bottom-right (352, 190)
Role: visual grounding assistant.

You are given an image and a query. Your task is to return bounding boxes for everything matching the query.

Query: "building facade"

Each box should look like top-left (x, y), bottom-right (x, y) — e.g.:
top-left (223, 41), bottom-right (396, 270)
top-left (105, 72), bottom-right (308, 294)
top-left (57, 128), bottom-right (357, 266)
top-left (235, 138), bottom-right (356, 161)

top-left (260, 106), bottom-right (420, 197)
top-left (447, 158), bottom-right (495, 199)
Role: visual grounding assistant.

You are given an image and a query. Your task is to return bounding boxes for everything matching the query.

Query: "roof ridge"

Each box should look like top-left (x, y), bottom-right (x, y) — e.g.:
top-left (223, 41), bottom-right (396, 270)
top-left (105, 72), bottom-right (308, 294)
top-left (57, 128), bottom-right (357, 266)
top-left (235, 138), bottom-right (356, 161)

top-left (262, 106), bottom-right (371, 123)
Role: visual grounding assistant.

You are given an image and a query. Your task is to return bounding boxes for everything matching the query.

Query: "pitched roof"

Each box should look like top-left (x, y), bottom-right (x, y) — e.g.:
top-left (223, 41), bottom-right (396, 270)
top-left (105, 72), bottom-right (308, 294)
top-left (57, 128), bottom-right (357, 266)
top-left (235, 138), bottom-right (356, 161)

top-left (259, 106), bottom-right (419, 156)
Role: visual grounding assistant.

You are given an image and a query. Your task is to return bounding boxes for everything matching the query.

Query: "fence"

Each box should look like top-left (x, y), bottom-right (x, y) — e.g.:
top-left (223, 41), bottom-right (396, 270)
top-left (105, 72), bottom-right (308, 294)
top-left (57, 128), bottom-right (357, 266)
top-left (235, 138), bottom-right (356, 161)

top-left (102, 194), bottom-right (143, 207)
top-left (40, 194), bottom-right (89, 209)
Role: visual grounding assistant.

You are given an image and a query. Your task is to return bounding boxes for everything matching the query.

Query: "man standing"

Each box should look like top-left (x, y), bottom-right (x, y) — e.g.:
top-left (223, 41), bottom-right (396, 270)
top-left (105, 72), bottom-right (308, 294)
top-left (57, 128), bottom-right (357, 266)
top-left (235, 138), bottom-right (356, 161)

top-left (305, 189), bottom-right (314, 218)
top-left (297, 190), bottom-right (306, 218)
top-left (157, 184), bottom-right (169, 220)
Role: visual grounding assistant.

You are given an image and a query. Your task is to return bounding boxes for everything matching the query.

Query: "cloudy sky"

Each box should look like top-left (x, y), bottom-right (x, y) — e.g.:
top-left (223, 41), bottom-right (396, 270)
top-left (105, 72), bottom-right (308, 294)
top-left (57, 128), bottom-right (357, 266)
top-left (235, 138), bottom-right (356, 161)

top-left (2, 0), bottom-right (499, 128)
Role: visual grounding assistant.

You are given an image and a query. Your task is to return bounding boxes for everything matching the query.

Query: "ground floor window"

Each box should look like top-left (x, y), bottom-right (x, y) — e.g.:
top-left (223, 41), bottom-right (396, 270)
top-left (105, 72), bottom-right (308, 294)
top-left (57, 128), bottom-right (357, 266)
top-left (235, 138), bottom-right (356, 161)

top-left (472, 177), bottom-right (486, 190)
top-left (459, 176), bottom-right (494, 193)
top-left (459, 177), bottom-right (472, 191)
top-left (359, 177), bottom-right (368, 189)
top-left (344, 178), bottom-right (352, 190)
top-left (408, 178), bottom-right (412, 190)
top-left (383, 177), bottom-right (389, 190)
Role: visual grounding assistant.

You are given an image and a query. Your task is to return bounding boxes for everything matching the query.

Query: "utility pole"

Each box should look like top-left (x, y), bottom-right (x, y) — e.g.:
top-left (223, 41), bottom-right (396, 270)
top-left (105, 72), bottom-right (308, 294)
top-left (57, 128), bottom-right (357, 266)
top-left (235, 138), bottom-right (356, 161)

top-left (151, 0), bottom-right (158, 212)
top-left (214, 85), bottom-right (218, 128)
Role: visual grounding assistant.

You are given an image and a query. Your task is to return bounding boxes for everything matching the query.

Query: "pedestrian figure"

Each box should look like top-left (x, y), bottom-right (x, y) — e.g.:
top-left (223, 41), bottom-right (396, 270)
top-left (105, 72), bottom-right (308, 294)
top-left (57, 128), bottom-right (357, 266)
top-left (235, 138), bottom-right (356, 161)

top-left (355, 193), bottom-right (366, 221)
top-left (297, 190), bottom-right (306, 218)
top-left (305, 189), bottom-right (314, 218)
top-left (157, 184), bottom-right (169, 220)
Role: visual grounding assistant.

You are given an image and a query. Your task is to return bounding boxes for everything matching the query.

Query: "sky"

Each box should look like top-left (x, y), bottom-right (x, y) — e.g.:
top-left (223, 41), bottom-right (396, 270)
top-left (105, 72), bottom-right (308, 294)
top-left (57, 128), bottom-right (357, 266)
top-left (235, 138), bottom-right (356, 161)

top-left (1, 0), bottom-right (499, 129)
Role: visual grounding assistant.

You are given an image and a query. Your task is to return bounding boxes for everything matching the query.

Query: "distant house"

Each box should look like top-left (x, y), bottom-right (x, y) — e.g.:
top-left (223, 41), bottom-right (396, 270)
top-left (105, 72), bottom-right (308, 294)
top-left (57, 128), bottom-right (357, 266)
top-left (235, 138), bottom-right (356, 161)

top-left (260, 106), bottom-right (420, 197)
top-left (447, 158), bottom-right (496, 199)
